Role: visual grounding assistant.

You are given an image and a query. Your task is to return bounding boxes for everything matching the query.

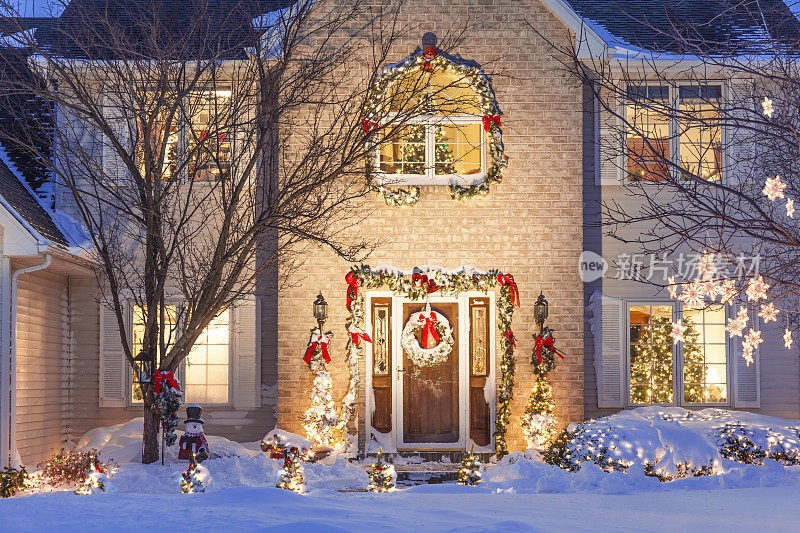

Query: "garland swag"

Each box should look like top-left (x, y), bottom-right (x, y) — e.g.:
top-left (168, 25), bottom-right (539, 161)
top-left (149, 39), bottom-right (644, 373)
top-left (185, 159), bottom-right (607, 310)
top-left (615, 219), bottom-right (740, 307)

top-left (345, 265), bottom-right (519, 458)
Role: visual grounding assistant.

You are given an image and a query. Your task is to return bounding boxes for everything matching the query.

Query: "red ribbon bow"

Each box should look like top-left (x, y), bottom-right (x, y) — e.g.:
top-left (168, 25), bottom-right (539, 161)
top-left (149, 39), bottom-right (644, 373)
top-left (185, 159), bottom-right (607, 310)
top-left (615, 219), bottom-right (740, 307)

top-left (482, 115), bottom-right (501, 131)
top-left (362, 118), bottom-right (379, 133)
top-left (534, 334), bottom-right (565, 365)
top-left (345, 272), bottom-right (362, 311)
top-left (153, 370), bottom-right (178, 395)
top-left (349, 326), bottom-right (372, 347)
top-left (504, 330), bottom-right (516, 348)
top-left (420, 312), bottom-right (440, 347)
top-left (413, 273), bottom-right (439, 294)
top-left (304, 334), bottom-right (331, 365)
top-left (497, 273), bottom-right (520, 307)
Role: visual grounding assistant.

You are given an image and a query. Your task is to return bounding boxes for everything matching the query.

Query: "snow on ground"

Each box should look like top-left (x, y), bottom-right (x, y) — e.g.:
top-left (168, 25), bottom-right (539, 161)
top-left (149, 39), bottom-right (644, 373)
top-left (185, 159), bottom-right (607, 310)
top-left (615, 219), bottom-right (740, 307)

top-left (3, 408), bottom-right (800, 532)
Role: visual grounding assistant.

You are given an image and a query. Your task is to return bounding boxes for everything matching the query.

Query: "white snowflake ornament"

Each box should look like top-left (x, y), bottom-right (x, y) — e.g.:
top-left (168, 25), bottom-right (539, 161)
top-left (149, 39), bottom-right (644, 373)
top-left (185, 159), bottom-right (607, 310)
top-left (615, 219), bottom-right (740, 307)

top-left (763, 176), bottom-right (787, 201)
top-left (671, 321), bottom-right (687, 344)
top-left (784, 328), bottom-right (793, 349)
top-left (667, 276), bottom-right (678, 299)
top-left (726, 307), bottom-right (749, 338)
top-left (742, 328), bottom-right (763, 366)
top-left (787, 198), bottom-right (795, 218)
top-left (745, 276), bottom-right (769, 301)
top-left (762, 97), bottom-right (774, 118)
top-left (758, 302), bottom-right (778, 323)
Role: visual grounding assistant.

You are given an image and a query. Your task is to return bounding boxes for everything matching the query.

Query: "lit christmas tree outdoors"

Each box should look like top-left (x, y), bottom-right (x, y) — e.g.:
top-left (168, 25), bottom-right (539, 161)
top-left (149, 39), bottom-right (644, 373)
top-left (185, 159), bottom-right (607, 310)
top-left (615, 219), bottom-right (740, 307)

top-left (276, 448), bottom-right (305, 493)
top-left (367, 447), bottom-right (395, 492)
top-left (180, 455), bottom-right (210, 493)
top-left (457, 445), bottom-right (482, 486)
top-left (74, 460), bottom-right (109, 495)
top-left (521, 377), bottom-right (558, 450)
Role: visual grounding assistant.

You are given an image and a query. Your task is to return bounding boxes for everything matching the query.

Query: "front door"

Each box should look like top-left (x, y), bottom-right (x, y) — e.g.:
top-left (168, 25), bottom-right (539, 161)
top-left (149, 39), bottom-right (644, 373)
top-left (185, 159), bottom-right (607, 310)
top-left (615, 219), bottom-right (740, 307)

top-left (400, 301), bottom-right (461, 445)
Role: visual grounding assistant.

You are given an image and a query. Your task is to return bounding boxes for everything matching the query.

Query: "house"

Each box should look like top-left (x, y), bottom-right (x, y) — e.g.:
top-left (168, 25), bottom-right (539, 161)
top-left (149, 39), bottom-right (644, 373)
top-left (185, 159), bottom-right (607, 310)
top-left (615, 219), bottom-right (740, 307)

top-left (1, 0), bottom-right (798, 469)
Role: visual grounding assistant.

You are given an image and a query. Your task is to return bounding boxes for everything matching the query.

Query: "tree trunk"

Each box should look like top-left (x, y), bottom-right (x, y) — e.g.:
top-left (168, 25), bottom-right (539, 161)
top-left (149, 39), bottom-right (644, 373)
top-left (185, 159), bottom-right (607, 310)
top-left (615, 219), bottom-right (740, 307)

top-left (142, 384), bottom-right (160, 464)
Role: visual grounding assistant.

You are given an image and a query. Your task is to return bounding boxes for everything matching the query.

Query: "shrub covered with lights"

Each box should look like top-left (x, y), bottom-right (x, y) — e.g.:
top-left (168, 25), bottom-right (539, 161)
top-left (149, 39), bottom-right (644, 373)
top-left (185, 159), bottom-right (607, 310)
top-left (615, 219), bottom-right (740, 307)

top-left (716, 422), bottom-right (800, 465)
top-left (39, 449), bottom-right (106, 487)
top-left (0, 466), bottom-right (28, 498)
top-left (367, 448), bottom-right (396, 492)
top-left (457, 446), bottom-right (482, 486)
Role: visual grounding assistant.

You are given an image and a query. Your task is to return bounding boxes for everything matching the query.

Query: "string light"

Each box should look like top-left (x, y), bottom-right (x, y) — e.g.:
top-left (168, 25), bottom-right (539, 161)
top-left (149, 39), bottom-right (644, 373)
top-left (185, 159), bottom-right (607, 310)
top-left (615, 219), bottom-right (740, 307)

top-left (787, 198), bottom-right (795, 218)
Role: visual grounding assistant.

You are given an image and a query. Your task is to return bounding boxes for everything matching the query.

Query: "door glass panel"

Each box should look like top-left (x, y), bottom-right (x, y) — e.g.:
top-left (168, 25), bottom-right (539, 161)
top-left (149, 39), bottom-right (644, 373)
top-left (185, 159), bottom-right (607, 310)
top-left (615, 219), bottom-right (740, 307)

top-left (402, 302), bottom-right (459, 443)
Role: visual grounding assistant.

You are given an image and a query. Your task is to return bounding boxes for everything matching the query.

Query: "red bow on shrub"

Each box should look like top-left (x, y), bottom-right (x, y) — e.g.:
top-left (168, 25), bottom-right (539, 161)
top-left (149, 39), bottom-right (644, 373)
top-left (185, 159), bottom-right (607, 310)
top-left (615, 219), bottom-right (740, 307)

top-left (534, 334), bottom-right (565, 365)
top-left (504, 330), bottom-right (516, 348)
top-left (497, 273), bottom-right (520, 307)
top-left (304, 334), bottom-right (331, 365)
top-left (420, 312), bottom-right (440, 346)
top-left (345, 272), bottom-right (362, 311)
top-left (153, 370), bottom-right (178, 395)
top-left (482, 115), bottom-right (501, 131)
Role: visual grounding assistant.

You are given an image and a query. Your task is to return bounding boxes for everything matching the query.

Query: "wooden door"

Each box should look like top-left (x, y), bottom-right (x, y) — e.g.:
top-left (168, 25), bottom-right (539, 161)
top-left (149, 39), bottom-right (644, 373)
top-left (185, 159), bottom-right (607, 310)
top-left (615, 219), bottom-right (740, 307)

top-left (401, 302), bottom-right (459, 444)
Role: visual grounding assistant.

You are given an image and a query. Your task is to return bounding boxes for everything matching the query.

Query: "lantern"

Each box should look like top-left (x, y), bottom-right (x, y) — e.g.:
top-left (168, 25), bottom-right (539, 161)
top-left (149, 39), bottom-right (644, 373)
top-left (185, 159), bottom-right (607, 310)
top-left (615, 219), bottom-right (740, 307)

top-left (313, 292), bottom-right (328, 331)
top-left (534, 292), bottom-right (549, 334)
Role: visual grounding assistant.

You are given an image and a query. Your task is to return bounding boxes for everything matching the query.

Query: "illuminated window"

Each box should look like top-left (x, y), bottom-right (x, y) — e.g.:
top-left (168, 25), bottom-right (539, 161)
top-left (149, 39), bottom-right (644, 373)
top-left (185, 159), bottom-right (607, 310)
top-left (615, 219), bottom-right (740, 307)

top-left (185, 309), bottom-right (231, 404)
top-left (626, 86), bottom-right (670, 182)
top-left (627, 302), bottom-right (729, 406)
top-left (682, 305), bottom-right (728, 403)
top-left (678, 85), bottom-right (723, 181)
top-left (130, 305), bottom-right (230, 405)
top-left (625, 84), bottom-right (723, 182)
top-left (629, 304), bottom-right (674, 404)
top-left (378, 70), bottom-right (484, 184)
top-left (188, 90), bottom-right (232, 181)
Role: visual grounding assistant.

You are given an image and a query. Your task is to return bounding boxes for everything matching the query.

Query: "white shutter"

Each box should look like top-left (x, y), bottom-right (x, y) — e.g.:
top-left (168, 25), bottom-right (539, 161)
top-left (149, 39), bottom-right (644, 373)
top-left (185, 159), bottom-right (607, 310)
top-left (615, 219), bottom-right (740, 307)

top-left (594, 293), bottom-right (626, 408)
top-left (99, 302), bottom-right (127, 407)
top-left (733, 308), bottom-right (761, 408)
top-left (597, 91), bottom-right (623, 186)
top-left (102, 94), bottom-right (132, 184)
top-left (233, 298), bottom-right (260, 409)
top-left (727, 79), bottom-right (754, 185)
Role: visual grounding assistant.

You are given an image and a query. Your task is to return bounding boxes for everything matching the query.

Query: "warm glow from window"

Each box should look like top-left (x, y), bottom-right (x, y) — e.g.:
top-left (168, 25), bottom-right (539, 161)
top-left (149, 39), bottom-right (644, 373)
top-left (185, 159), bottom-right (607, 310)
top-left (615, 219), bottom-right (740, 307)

top-left (185, 309), bottom-right (230, 404)
top-left (629, 304), bottom-right (674, 404)
top-left (678, 85), bottom-right (723, 181)
top-left (188, 90), bottom-right (232, 181)
top-left (131, 305), bottom-right (177, 403)
top-left (626, 86), bottom-right (670, 182)
top-left (683, 305), bottom-right (727, 403)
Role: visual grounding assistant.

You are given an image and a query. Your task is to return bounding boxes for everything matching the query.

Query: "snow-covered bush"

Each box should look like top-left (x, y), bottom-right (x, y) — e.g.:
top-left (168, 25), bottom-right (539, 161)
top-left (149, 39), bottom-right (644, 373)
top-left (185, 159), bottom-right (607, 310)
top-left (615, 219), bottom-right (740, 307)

top-left (38, 449), bottom-right (107, 487)
top-left (0, 466), bottom-right (28, 498)
top-left (716, 422), bottom-right (800, 465)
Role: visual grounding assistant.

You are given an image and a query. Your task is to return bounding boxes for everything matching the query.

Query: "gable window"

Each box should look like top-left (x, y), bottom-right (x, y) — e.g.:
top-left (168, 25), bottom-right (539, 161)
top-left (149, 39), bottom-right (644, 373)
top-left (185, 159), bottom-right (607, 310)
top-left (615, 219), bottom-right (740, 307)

top-left (377, 70), bottom-right (485, 185)
top-left (628, 301), bottom-right (729, 406)
top-left (625, 84), bottom-right (723, 182)
top-left (130, 304), bottom-right (231, 405)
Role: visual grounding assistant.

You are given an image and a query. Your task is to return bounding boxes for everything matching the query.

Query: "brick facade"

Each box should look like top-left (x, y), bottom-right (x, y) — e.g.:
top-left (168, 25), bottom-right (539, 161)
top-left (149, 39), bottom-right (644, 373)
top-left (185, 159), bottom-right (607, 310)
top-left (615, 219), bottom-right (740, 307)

top-left (275, 0), bottom-right (584, 453)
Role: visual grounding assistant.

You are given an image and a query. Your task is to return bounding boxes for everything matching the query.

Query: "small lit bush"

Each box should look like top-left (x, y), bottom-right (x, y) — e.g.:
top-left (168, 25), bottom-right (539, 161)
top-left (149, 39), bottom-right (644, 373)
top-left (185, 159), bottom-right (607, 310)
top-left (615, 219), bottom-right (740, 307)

top-left (38, 450), bottom-right (105, 486)
top-left (1, 466), bottom-right (28, 498)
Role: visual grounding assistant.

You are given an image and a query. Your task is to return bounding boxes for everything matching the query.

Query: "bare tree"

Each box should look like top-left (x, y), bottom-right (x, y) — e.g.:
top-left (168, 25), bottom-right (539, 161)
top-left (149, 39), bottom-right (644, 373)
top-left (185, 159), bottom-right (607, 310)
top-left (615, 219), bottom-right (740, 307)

top-left (0, 0), bottom-right (473, 462)
top-left (530, 1), bottom-right (800, 319)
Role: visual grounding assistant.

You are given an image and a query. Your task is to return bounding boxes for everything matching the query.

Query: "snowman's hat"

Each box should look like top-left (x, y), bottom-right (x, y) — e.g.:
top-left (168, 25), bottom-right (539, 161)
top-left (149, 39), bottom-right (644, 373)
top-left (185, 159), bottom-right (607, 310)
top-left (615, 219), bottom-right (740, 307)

top-left (184, 403), bottom-right (204, 424)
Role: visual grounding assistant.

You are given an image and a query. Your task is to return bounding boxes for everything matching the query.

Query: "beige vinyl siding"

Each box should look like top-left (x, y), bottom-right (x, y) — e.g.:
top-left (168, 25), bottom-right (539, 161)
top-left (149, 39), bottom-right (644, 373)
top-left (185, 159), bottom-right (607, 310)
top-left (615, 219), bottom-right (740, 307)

top-left (13, 266), bottom-right (70, 466)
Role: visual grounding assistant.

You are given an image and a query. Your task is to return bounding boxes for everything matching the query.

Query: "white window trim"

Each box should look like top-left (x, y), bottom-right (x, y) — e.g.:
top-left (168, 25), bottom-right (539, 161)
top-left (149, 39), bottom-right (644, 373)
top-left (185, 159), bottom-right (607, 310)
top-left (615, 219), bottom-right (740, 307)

top-left (374, 114), bottom-right (487, 186)
top-left (125, 300), bottom-right (234, 408)
top-left (622, 82), bottom-right (727, 184)
top-left (624, 299), bottom-right (732, 408)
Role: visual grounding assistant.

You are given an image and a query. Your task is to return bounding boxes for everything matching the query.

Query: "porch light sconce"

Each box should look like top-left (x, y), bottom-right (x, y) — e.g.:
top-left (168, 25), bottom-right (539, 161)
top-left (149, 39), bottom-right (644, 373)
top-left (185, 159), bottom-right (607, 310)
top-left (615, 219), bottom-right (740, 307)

top-left (313, 292), bottom-right (328, 331)
top-left (133, 350), bottom-right (153, 385)
top-left (534, 291), bottom-right (549, 334)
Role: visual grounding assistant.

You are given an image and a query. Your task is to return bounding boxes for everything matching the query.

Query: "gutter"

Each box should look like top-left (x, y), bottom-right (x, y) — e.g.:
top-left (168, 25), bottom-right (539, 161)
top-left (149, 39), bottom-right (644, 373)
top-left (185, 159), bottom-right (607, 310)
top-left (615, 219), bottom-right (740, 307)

top-left (1, 253), bottom-right (51, 467)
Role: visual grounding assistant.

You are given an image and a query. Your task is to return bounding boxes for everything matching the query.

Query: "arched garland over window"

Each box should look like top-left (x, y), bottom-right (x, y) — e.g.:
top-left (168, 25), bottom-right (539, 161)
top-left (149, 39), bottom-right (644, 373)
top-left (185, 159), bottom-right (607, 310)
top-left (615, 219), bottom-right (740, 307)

top-left (363, 49), bottom-right (508, 206)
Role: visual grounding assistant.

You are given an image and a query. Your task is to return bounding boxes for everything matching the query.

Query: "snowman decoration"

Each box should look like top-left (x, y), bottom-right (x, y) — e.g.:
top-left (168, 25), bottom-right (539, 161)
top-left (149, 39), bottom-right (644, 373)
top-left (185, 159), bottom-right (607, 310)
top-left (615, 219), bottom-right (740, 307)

top-left (178, 404), bottom-right (210, 462)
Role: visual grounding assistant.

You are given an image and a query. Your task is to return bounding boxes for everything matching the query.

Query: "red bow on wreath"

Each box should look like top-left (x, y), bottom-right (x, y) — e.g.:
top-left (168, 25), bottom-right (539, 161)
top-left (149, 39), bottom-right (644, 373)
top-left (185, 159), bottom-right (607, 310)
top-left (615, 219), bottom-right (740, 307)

top-left (483, 115), bottom-right (501, 132)
top-left (362, 118), bottom-right (379, 133)
top-left (153, 370), bottom-right (178, 395)
top-left (497, 273), bottom-right (520, 307)
top-left (534, 334), bottom-right (565, 365)
top-left (345, 272), bottom-right (362, 311)
top-left (304, 333), bottom-right (331, 365)
top-left (419, 312), bottom-right (440, 347)
top-left (348, 325), bottom-right (372, 347)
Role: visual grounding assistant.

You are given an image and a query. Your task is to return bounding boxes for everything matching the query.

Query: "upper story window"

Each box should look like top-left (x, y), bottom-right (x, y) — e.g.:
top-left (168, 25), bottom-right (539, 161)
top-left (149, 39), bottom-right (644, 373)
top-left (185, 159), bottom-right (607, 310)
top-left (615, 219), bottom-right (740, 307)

top-left (136, 89), bottom-right (232, 182)
top-left (628, 301), bottom-right (728, 406)
top-left (378, 70), bottom-right (485, 185)
top-left (625, 84), bottom-right (723, 182)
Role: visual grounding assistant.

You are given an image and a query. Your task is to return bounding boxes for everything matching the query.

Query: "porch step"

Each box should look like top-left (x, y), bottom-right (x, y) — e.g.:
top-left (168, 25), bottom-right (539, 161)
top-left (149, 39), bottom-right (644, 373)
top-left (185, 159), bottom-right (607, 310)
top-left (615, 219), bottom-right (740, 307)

top-left (360, 451), bottom-right (495, 464)
top-left (357, 452), bottom-right (494, 486)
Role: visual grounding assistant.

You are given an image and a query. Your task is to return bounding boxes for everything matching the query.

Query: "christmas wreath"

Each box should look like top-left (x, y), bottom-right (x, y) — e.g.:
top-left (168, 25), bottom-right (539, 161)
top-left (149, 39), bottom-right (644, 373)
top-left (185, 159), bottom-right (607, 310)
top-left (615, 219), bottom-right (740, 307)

top-left (400, 306), bottom-right (454, 367)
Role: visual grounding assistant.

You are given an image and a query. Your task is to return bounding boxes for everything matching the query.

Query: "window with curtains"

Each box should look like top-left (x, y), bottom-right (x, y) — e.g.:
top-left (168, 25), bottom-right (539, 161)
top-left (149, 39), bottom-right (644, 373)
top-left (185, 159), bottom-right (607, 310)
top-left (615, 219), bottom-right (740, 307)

top-left (628, 302), bottom-right (729, 405)
top-left (625, 84), bottom-right (723, 182)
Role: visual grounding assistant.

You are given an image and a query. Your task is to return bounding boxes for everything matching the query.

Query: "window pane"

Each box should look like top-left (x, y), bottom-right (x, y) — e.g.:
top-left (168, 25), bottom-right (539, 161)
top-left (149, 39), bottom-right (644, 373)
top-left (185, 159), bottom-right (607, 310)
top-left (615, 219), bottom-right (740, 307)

top-left (629, 304), bottom-right (674, 404)
top-left (388, 70), bottom-right (480, 115)
top-left (188, 90), bottom-right (232, 181)
top-left (626, 86), bottom-right (670, 181)
top-left (185, 308), bottom-right (230, 404)
top-left (379, 125), bottom-right (425, 175)
top-left (679, 85), bottom-right (722, 181)
top-left (131, 305), bottom-right (177, 403)
top-left (435, 123), bottom-right (482, 176)
top-left (682, 304), bottom-right (728, 404)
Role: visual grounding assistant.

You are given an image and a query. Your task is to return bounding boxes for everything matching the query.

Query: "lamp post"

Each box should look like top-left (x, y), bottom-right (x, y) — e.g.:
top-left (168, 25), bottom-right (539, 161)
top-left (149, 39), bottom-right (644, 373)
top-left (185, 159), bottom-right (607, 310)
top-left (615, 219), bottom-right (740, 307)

top-left (133, 350), bottom-right (153, 386)
top-left (313, 292), bottom-right (328, 332)
top-left (534, 292), bottom-right (549, 335)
